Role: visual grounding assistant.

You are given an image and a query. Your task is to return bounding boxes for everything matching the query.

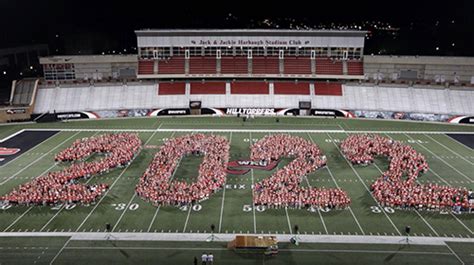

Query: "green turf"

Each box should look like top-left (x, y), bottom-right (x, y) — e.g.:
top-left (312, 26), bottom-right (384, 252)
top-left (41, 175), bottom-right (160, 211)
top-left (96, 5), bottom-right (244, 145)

top-left (0, 117), bottom-right (472, 264)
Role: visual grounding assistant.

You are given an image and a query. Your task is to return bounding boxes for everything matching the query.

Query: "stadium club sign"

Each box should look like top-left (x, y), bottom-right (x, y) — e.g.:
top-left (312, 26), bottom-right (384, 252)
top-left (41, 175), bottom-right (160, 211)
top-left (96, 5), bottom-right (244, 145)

top-left (191, 39), bottom-right (311, 46)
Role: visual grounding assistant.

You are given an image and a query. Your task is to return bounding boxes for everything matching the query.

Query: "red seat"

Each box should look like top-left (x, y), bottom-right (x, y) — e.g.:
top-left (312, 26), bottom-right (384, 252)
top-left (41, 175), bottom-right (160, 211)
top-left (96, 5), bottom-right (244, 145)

top-left (221, 57), bottom-right (248, 74)
top-left (231, 82), bottom-right (269, 94)
top-left (316, 58), bottom-right (343, 75)
top-left (158, 82), bottom-right (186, 95)
top-left (158, 57), bottom-right (185, 74)
top-left (190, 82), bottom-right (226, 94)
top-left (252, 57), bottom-right (279, 75)
top-left (138, 60), bottom-right (154, 75)
top-left (274, 82), bottom-right (310, 95)
top-left (189, 57), bottom-right (217, 74)
top-left (314, 82), bottom-right (343, 96)
top-left (347, 60), bottom-right (364, 75)
top-left (284, 57), bottom-right (312, 75)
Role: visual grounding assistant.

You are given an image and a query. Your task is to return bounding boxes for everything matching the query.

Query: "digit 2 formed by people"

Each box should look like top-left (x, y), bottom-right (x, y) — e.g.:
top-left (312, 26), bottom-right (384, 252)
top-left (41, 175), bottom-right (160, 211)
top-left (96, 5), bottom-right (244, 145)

top-left (0, 133), bottom-right (471, 214)
top-left (340, 134), bottom-right (471, 212)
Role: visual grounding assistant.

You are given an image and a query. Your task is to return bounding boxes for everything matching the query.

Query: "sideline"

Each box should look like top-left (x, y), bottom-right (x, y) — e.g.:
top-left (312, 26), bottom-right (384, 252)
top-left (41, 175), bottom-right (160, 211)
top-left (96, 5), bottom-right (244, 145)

top-left (0, 232), bottom-right (472, 246)
top-left (11, 128), bottom-right (474, 134)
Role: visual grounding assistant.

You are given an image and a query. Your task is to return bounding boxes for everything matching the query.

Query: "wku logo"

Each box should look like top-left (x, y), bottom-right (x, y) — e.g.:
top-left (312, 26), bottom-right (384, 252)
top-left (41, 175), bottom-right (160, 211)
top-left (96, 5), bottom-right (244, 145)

top-left (0, 147), bottom-right (20, 156)
top-left (226, 159), bottom-right (280, 175)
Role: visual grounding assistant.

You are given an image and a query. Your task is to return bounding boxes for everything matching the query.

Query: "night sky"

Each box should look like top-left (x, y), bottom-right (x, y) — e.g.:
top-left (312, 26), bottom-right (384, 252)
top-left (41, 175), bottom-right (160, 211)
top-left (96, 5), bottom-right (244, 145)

top-left (0, 0), bottom-right (472, 56)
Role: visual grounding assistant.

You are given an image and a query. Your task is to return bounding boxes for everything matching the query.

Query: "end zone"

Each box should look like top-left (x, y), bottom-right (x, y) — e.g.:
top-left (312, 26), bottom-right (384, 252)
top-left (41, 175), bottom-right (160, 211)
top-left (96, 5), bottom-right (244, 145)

top-left (0, 130), bottom-right (59, 167)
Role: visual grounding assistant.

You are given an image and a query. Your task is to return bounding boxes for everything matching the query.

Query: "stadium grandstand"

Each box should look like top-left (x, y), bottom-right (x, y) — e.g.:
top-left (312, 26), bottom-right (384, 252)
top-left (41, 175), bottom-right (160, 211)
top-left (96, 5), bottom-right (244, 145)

top-left (0, 29), bottom-right (473, 265)
top-left (1, 29), bottom-right (472, 123)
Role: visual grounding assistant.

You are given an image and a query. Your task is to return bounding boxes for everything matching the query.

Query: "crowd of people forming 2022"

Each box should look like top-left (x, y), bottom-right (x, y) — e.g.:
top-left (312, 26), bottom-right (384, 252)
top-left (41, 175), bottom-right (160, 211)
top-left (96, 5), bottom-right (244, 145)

top-left (1, 132), bottom-right (472, 214)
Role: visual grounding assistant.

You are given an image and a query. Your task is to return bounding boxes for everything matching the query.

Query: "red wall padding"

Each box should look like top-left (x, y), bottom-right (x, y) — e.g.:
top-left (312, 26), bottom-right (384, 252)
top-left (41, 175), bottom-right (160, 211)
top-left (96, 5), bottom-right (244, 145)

top-left (158, 82), bottom-right (186, 95)
top-left (274, 82), bottom-right (310, 95)
top-left (231, 82), bottom-right (269, 94)
top-left (190, 82), bottom-right (226, 94)
top-left (314, 82), bottom-right (343, 96)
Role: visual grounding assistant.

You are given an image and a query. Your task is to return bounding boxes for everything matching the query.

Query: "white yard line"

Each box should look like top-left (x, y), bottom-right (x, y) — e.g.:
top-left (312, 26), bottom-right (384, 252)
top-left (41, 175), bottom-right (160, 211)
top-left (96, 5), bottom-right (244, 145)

top-left (146, 131), bottom-right (177, 233)
top-left (404, 133), bottom-right (473, 183)
top-left (0, 131), bottom-right (81, 185)
top-left (39, 132), bottom-right (101, 232)
top-left (249, 132), bottom-right (257, 234)
top-left (0, 129), bottom-right (56, 169)
top-left (111, 194), bottom-right (137, 232)
top-left (371, 162), bottom-right (440, 237)
top-left (75, 152), bottom-right (145, 232)
top-left (285, 207), bottom-right (293, 234)
top-left (2, 207), bottom-right (33, 232)
top-left (414, 210), bottom-right (440, 237)
top-left (218, 131), bottom-right (232, 233)
top-left (307, 132), bottom-right (364, 235)
top-left (444, 243), bottom-right (466, 265)
top-left (49, 237), bottom-right (71, 265)
top-left (182, 207), bottom-right (192, 233)
top-left (110, 125), bottom-right (164, 232)
top-left (0, 129), bottom-right (26, 143)
top-left (327, 132), bottom-right (402, 236)
top-left (385, 133), bottom-right (473, 236)
top-left (2, 147), bottom-right (77, 233)
top-left (424, 134), bottom-right (474, 166)
top-left (22, 128), bottom-right (474, 134)
top-left (303, 175), bottom-right (329, 234)
top-left (449, 213), bottom-right (473, 235)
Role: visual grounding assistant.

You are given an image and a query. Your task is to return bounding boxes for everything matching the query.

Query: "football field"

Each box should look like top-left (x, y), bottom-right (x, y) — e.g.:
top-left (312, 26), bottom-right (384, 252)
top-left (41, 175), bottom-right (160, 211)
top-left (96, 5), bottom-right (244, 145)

top-left (0, 117), bottom-right (472, 264)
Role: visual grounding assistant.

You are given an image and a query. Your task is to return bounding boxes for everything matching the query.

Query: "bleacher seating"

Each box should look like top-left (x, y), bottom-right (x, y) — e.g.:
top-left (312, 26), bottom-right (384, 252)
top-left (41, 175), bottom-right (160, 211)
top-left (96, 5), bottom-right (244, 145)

top-left (189, 57), bottom-right (217, 75)
top-left (251, 57), bottom-right (279, 75)
top-left (12, 79), bottom-right (36, 105)
top-left (316, 58), bottom-right (343, 75)
top-left (158, 82), bottom-right (186, 95)
top-left (138, 60), bottom-right (154, 75)
top-left (190, 82), bottom-right (226, 94)
top-left (221, 57), bottom-right (248, 74)
top-left (33, 83), bottom-right (474, 116)
top-left (347, 60), bottom-right (364, 75)
top-left (314, 82), bottom-right (343, 96)
top-left (231, 82), bottom-right (269, 94)
top-left (284, 57), bottom-right (312, 75)
top-left (273, 82), bottom-right (310, 95)
top-left (158, 57), bottom-right (185, 74)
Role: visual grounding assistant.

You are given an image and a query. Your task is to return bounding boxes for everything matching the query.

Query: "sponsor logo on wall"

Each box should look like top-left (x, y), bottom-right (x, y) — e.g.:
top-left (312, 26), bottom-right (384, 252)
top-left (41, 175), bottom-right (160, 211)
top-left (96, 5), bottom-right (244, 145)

top-left (148, 109), bottom-right (191, 116)
top-left (447, 116), bottom-right (474, 124)
top-left (311, 109), bottom-right (355, 118)
top-left (6, 109), bottom-right (27, 115)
